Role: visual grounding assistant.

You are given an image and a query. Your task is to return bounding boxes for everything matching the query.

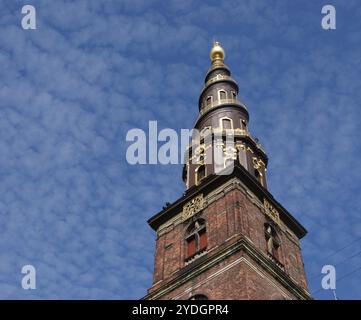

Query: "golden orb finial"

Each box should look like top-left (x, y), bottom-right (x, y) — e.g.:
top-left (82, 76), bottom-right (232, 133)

top-left (210, 41), bottom-right (225, 63)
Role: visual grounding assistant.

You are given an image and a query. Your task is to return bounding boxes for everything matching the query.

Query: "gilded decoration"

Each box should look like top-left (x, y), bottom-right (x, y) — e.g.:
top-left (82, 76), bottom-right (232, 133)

top-left (252, 157), bottom-right (264, 169)
top-left (182, 194), bottom-right (204, 221)
top-left (264, 198), bottom-right (280, 224)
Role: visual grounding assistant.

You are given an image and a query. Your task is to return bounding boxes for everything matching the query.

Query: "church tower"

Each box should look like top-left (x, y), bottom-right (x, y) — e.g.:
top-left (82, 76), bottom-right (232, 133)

top-left (144, 43), bottom-right (311, 300)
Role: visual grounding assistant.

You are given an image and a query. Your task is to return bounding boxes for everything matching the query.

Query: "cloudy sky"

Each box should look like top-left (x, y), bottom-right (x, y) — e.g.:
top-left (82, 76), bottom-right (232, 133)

top-left (0, 0), bottom-right (360, 299)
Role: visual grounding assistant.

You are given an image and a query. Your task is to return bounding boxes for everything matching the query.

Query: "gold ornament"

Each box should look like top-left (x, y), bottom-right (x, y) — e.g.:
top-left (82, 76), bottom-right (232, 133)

top-left (210, 41), bottom-right (225, 63)
top-left (182, 194), bottom-right (204, 221)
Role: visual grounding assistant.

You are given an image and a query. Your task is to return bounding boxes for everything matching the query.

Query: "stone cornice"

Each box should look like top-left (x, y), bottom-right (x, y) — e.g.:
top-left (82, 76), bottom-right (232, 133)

top-left (156, 177), bottom-right (299, 250)
top-left (143, 235), bottom-right (312, 300)
top-left (147, 164), bottom-right (307, 239)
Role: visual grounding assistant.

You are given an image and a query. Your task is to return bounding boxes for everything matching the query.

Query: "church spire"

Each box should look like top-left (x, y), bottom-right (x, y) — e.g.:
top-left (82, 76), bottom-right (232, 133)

top-left (184, 42), bottom-right (268, 190)
top-left (197, 42), bottom-right (247, 121)
top-left (146, 42), bottom-right (310, 301)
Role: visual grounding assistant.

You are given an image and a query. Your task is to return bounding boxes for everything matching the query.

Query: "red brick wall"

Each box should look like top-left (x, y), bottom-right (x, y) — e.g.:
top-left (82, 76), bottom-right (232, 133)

top-left (148, 185), bottom-right (308, 298)
top-left (157, 251), bottom-right (298, 300)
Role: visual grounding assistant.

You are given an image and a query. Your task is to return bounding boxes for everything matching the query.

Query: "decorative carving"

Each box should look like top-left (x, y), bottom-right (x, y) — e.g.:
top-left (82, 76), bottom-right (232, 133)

top-left (236, 143), bottom-right (246, 151)
top-left (264, 199), bottom-right (280, 224)
top-left (252, 157), bottom-right (265, 169)
top-left (182, 194), bottom-right (204, 221)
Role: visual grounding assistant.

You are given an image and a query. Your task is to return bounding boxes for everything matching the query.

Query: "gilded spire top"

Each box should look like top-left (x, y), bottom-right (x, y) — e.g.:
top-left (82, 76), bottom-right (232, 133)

top-left (210, 41), bottom-right (225, 64)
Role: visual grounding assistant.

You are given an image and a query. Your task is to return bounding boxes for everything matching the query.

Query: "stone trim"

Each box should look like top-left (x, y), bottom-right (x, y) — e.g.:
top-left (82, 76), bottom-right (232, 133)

top-left (144, 236), bottom-right (311, 300)
top-left (156, 177), bottom-right (301, 249)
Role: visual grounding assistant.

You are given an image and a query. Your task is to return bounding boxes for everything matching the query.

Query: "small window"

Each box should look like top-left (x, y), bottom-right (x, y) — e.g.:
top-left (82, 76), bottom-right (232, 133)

top-left (231, 91), bottom-right (236, 99)
top-left (186, 220), bottom-right (207, 259)
top-left (206, 96), bottom-right (212, 107)
top-left (240, 119), bottom-right (247, 130)
top-left (219, 90), bottom-right (227, 100)
top-left (187, 236), bottom-right (196, 257)
top-left (196, 165), bottom-right (206, 184)
top-left (199, 229), bottom-right (207, 249)
top-left (222, 118), bottom-right (232, 130)
top-left (265, 224), bottom-right (280, 261)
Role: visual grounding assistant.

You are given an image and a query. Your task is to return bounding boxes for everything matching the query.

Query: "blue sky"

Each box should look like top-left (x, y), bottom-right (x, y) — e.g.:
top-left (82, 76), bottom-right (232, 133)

top-left (0, 0), bottom-right (360, 299)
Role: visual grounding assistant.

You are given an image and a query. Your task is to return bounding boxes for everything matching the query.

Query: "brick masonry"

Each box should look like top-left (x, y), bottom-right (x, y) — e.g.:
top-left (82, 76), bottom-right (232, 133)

top-left (146, 179), bottom-right (310, 300)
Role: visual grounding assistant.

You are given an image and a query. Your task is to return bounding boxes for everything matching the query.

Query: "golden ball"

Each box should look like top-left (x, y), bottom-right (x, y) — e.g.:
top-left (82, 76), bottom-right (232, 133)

top-left (210, 42), bottom-right (225, 61)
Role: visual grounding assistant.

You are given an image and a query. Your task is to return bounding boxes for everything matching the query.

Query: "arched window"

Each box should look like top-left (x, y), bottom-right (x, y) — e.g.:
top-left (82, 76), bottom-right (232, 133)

top-left (221, 117), bottom-right (232, 130)
top-left (218, 90), bottom-right (227, 100)
top-left (189, 294), bottom-right (208, 300)
top-left (240, 119), bottom-right (247, 131)
top-left (206, 96), bottom-right (213, 107)
top-left (196, 164), bottom-right (206, 185)
top-left (231, 91), bottom-right (237, 99)
top-left (265, 224), bottom-right (280, 261)
top-left (186, 219), bottom-right (207, 258)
